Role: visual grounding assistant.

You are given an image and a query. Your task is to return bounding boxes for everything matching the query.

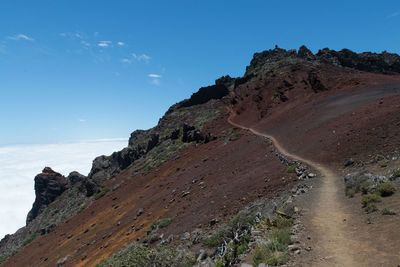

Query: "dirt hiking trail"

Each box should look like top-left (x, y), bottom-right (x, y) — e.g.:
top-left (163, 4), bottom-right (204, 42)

top-left (228, 113), bottom-right (392, 267)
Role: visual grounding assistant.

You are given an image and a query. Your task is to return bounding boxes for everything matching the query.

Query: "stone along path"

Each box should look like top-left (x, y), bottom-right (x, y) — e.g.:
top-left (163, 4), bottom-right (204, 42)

top-left (228, 114), bottom-right (368, 266)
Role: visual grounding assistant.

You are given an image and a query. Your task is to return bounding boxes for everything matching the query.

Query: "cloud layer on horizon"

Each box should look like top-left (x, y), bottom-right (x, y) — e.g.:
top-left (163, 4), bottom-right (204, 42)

top-left (0, 139), bottom-right (127, 239)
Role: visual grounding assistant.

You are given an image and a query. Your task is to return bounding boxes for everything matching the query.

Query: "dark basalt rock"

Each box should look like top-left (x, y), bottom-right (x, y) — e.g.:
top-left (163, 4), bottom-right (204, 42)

top-left (67, 171), bottom-right (86, 186)
top-left (146, 134), bottom-right (159, 151)
top-left (298, 45), bottom-right (316, 61)
top-left (182, 124), bottom-right (204, 143)
top-left (27, 167), bottom-right (68, 223)
top-left (180, 76), bottom-right (233, 108)
top-left (88, 147), bottom-right (143, 185)
top-left (246, 45), bottom-right (400, 76)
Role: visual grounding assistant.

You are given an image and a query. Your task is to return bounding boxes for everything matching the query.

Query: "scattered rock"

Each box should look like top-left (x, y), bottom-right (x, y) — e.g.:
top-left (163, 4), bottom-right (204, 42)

top-left (181, 191), bottom-right (190, 198)
top-left (135, 224), bottom-right (144, 231)
top-left (344, 159), bottom-right (354, 167)
top-left (56, 255), bottom-right (70, 266)
top-left (136, 208), bottom-right (144, 217)
top-left (308, 173), bottom-right (316, 178)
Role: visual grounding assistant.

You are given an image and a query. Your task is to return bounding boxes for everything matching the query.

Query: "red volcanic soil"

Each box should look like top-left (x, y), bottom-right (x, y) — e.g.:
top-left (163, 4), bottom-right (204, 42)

top-left (5, 110), bottom-right (297, 267)
top-left (231, 63), bottom-right (400, 165)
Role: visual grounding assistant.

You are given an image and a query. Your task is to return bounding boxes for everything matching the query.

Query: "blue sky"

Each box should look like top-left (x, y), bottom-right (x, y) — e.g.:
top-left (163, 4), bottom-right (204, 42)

top-left (0, 0), bottom-right (399, 145)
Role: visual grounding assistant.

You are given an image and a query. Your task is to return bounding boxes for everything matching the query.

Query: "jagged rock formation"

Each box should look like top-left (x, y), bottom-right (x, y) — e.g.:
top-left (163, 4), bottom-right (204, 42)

top-left (180, 76), bottom-right (235, 108)
top-left (246, 45), bottom-right (400, 77)
top-left (26, 167), bottom-right (68, 223)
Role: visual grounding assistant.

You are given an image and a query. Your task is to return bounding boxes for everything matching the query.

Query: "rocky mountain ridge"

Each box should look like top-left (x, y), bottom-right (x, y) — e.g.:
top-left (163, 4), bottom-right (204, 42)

top-left (2, 45), bottom-right (400, 266)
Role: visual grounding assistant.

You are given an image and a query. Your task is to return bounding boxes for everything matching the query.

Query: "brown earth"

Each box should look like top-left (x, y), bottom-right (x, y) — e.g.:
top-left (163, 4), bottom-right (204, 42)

top-left (5, 109), bottom-right (298, 267)
top-left (230, 65), bottom-right (400, 266)
top-left (6, 61), bottom-right (400, 266)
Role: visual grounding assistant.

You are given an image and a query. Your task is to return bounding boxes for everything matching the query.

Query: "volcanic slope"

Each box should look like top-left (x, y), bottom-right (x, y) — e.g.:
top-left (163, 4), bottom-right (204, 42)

top-left (4, 46), bottom-right (400, 266)
top-left (230, 47), bottom-right (400, 265)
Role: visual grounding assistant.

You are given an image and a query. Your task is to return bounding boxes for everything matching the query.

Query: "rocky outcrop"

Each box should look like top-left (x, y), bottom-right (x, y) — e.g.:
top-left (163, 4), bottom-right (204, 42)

top-left (182, 124), bottom-right (204, 143)
top-left (180, 76), bottom-right (234, 108)
top-left (67, 171), bottom-right (86, 186)
top-left (246, 45), bottom-right (400, 76)
top-left (316, 48), bottom-right (400, 74)
top-left (26, 168), bottom-right (68, 223)
top-left (88, 147), bottom-right (144, 185)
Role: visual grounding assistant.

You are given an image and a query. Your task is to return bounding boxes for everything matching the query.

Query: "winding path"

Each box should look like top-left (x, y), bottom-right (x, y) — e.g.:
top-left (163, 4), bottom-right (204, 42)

top-left (227, 113), bottom-right (361, 266)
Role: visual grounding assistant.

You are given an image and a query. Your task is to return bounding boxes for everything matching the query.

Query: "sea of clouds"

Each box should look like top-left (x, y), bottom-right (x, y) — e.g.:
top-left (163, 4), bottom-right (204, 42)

top-left (0, 138), bottom-right (127, 239)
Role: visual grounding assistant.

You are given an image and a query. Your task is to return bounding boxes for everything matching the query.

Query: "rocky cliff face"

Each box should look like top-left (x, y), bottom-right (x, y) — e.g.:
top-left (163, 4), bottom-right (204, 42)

top-left (246, 45), bottom-right (400, 77)
top-left (26, 167), bottom-right (68, 223)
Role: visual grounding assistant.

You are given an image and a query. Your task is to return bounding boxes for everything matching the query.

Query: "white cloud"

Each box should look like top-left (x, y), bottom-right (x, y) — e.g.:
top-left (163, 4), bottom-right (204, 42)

top-left (387, 11), bottom-right (400, 19)
top-left (81, 40), bottom-right (90, 47)
top-left (98, 41), bottom-right (112, 47)
top-left (148, 74), bottom-right (162, 85)
top-left (0, 139), bottom-right (128, 239)
top-left (121, 58), bottom-right (131, 64)
top-left (78, 119), bottom-right (86, 122)
top-left (132, 53), bottom-right (151, 62)
top-left (8, 34), bottom-right (34, 41)
top-left (117, 42), bottom-right (125, 46)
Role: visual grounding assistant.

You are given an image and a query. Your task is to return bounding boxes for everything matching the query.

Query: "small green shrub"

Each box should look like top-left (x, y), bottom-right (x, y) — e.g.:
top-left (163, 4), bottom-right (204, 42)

top-left (361, 194), bottom-right (381, 208)
top-left (346, 189), bottom-right (355, 198)
top-left (94, 186), bottom-right (110, 200)
top-left (376, 182), bottom-right (396, 197)
top-left (379, 159), bottom-right (389, 168)
top-left (214, 257), bottom-right (225, 267)
top-left (364, 202), bottom-right (378, 213)
top-left (381, 207), bottom-right (396, 215)
top-left (253, 245), bottom-right (288, 266)
top-left (360, 181), bottom-right (372, 194)
top-left (286, 163), bottom-right (298, 173)
top-left (229, 133), bottom-right (243, 141)
top-left (78, 202), bottom-right (87, 213)
top-left (147, 218), bottom-right (173, 232)
top-left (237, 243), bottom-right (249, 255)
top-left (202, 230), bottom-right (228, 247)
top-left (142, 234), bottom-right (161, 244)
top-left (228, 213), bottom-right (256, 228)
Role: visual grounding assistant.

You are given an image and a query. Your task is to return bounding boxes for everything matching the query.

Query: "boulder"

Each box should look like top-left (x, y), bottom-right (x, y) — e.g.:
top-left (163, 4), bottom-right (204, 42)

top-left (67, 171), bottom-right (86, 186)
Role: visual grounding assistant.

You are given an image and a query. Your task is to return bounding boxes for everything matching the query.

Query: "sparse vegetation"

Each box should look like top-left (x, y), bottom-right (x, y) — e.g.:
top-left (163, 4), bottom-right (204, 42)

top-left (346, 188), bottom-right (355, 198)
top-left (376, 182), bottom-right (396, 197)
top-left (392, 167), bottom-right (400, 178)
top-left (202, 229), bottom-right (228, 247)
top-left (360, 180), bottom-right (372, 194)
top-left (22, 233), bottom-right (38, 247)
top-left (251, 215), bottom-right (293, 266)
top-left (96, 242), bottom-right (195, 267)
top-left (229, 132), bottom-right (243, 141)
top-left (361, 194), bottom-right (381, 213)
top-left (94, 186), bottom-right (110, 200)
top-left (381, 208), bottom-right (396, 215)
top-left (147, 218), bottom-right (173, 232)
top-left (142, 234), bottom-right (161, 244)
top-left (286, 163), bottom-right (298, 173)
